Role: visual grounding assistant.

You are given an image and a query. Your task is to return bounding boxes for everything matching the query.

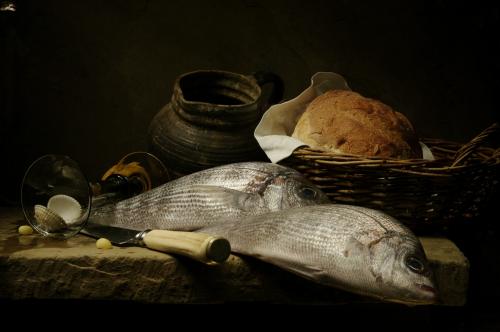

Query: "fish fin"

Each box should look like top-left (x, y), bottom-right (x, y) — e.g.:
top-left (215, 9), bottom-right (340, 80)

top-left (343, 236), bottom-right (369, 257)
top-left (182, 185), bottom-right (266, 212)
top-left (253, 252), bottom-right (329, 283)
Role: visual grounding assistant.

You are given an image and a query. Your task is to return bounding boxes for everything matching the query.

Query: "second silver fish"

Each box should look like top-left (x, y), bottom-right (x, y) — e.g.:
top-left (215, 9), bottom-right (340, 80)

top-left (89, 162), bottom-right (330, 230)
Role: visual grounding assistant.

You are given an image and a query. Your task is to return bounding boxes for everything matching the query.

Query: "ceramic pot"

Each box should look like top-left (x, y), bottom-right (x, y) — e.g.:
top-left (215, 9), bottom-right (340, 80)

top-left (148, 70), bottom-right (284, 178)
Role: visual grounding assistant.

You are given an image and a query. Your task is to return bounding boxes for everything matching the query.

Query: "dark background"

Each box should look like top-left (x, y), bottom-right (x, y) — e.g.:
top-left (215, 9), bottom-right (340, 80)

top-left (1, 0), bottom-right (499, 327)
top-left (1, 0), bottom-right (499, 196)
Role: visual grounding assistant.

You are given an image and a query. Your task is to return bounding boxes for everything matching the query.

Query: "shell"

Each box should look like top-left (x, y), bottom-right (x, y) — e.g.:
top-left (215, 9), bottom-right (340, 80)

top-left (34, 204), bottom-right (67, 232)
top-left (47, 194), bottom-right (82, 226)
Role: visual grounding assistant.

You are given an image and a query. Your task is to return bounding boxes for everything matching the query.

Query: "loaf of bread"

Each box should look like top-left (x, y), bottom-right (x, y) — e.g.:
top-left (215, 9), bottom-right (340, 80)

top-left (292, 90), bottom-right (422, 159)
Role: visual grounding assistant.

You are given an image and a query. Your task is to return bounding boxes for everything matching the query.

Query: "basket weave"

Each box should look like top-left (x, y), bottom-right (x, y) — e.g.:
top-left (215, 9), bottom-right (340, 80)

top-left (280, 123), bottom-right (500, 233)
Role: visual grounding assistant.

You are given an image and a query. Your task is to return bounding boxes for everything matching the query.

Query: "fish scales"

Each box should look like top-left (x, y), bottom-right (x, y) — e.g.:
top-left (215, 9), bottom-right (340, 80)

top-left (91, 187), bottom-right (259, 230)
top-left (198, 204), bottom-right (437, 304)
top-left (89, 162), bottom-right (329, 231)
top-left (168, 163), bottom-right (297, 191)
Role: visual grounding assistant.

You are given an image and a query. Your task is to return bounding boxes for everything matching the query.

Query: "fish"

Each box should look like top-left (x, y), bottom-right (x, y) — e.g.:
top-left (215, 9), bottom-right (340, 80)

top-left (197, 204), bottom-right (438, 305)
top-left (89, 162), bottom-right (330, 231)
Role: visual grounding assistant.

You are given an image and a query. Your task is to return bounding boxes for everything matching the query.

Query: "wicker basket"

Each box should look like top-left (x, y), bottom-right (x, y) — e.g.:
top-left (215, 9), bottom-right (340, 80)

top-left (280, 123), bottom-right (500, 233)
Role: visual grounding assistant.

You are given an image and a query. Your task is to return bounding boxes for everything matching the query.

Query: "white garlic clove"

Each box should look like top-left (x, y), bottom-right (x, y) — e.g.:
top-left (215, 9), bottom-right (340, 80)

top-left (34, 204), bottom-right (67, 232)
top-left (47, 194), bottom-right (82, 226)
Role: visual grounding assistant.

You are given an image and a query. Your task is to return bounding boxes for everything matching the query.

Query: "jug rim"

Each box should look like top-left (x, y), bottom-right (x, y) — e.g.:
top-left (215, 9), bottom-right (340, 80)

top-left (175, 69), bottom-right (262, 109)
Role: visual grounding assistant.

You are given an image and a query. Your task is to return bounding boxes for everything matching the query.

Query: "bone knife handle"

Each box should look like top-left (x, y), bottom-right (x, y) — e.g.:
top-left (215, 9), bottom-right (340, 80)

top-left (142, 230), bottom-right (231, 264)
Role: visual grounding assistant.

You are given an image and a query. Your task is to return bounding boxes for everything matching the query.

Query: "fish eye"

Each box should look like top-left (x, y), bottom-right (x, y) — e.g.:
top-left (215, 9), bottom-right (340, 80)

top-left (299, 186), bottom-right (317, 200)
top-left (405, 256), bottom-right (425, 274)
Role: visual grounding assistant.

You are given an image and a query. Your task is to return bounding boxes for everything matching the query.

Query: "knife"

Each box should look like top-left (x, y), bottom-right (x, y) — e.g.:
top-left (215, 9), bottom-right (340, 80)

top-left (81, 222), bottom-right (231, 264)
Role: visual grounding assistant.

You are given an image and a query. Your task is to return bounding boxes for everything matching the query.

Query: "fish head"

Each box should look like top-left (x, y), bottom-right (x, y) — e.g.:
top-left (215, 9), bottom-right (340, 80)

top-left (368, 233), bottom-right (438, 305)
top-left (261, 173), bottom-right (330, 210)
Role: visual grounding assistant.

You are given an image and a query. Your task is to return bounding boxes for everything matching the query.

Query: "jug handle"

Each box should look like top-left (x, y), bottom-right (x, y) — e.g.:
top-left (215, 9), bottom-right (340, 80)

top-left (251, 71), bottom-right (285, 108)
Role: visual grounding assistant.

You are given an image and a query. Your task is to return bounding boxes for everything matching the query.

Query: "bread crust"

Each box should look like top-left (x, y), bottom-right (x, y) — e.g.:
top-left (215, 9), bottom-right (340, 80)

top-left (292, 90), bottom-right (422, 159)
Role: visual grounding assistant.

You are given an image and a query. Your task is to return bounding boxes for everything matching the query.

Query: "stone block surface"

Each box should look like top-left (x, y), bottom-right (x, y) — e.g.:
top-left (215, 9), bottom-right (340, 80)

top-left (0, 208), bottom-right (468, 305)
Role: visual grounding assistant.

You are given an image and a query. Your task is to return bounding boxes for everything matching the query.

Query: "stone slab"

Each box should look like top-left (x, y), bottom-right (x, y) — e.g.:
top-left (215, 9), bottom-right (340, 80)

top-left (0, 208), bottom-right (468, 305)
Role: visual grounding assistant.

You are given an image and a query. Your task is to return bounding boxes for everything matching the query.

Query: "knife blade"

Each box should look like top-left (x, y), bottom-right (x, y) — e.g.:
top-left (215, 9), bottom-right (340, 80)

top-left (81, 222), bottom-right (231, 264)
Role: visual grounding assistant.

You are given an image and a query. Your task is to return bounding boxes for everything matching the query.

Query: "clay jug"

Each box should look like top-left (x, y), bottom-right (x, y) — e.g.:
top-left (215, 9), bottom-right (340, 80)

top-left (148, 70), bottom-right (284, 179)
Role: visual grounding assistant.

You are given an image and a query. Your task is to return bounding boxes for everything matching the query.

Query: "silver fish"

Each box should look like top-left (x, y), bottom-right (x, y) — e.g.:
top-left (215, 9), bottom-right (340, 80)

top-left (198, 204), bottom-right (438, 305)
top-left (89, 162), bottom-right (330, 231)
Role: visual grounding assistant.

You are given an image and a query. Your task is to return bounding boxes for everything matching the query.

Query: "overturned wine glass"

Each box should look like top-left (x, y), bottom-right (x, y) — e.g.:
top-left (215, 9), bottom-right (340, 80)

top-left (21, 152), bottom-right (169, 238)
